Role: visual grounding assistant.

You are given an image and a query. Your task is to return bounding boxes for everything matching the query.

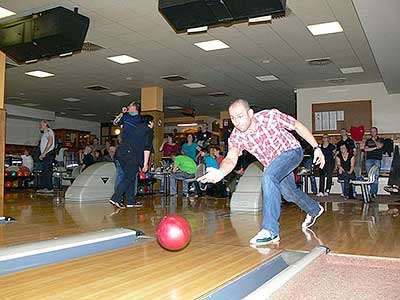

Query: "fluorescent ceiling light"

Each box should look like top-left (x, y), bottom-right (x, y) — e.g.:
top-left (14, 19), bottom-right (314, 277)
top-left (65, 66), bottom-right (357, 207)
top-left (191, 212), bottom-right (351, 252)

top-left (183, 83), bottom-right (206, 88)
top-left (187, 26), bottom-right (208, 33)
top-left (21, 103), bottom-right (40, 107)
top-left (307, 21), bottom-right (343, 36)
top-left (256, 75), bottom-right (279, 81)
top-left (59, 112), bottom-right (67, 115)
top-left (166, 106), bottom-right (183, 110)
top-left (107, 55), bottom-right (139, 64)
top-left (25, 70), bottom-right (55, 78)
top-left (25, 59), bottom-right (38, 64)
top-left (82, 113), bottom-right (97, 117)
top-left (177, 123), bottom-right (198, 127)
top-left (59, 52), bottom-right (73, 57)
top-left (340, 67), bottom-right (364, 74)
top-left (62, 97), bottom-right (81, 102)
top-left (0, 7), bottom-right (16, 19)
top-left (249, 15), bottom-right (271, 23)
top-left (110, 91), bottom-right (130, 96)
top-left (194, 40), bottom-right (230, 51)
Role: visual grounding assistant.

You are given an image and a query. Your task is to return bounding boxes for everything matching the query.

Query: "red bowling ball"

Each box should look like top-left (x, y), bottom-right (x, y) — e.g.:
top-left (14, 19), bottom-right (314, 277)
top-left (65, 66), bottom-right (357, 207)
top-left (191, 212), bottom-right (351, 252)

top-left (157, 215), bottom-right (191, 251)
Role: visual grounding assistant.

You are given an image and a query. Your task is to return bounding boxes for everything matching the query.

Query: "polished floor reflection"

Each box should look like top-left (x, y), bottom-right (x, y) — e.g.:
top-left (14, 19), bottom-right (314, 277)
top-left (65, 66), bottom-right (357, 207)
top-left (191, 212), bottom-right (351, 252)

top-left (1, 191), bottom-right (399, 299)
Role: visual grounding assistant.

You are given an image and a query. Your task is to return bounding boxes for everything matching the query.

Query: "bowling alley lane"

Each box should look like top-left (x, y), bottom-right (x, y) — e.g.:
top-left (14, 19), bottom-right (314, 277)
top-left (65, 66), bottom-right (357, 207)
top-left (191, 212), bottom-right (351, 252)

top-left (1, 191), bottom-right (400, 300)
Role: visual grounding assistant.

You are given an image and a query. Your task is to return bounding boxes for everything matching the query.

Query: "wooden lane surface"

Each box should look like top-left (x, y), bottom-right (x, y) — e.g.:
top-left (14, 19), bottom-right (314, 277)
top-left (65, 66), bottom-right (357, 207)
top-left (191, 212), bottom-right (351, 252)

top-left (1, 191), bottom-right (400, 299)
top-left (0, 237), bottom-right (280, 300)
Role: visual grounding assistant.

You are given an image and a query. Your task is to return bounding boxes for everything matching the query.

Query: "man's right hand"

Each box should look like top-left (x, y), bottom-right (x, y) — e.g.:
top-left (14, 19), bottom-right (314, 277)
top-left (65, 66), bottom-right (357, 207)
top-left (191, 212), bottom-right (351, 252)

top-left (198, 167), bottom-right (224, 184)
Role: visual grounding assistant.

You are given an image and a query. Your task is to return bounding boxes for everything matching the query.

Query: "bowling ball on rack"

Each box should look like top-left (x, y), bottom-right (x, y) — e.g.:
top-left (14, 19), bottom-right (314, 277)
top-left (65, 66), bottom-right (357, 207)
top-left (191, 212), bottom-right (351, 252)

top-left (156, 215), bottom-right (191, 251)
top-left (5, 181), bottom-right (12, 188)
top-left (139, 171), bottom-right (147, 180)
top-left (17, 171), bottom-right (23, 177)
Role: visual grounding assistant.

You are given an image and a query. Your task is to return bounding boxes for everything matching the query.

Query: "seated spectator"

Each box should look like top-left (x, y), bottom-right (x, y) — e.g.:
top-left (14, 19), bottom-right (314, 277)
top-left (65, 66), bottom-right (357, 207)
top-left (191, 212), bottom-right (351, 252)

top-left (79, 146), bottom-right (94, 172)
top-left (169, 152), bottom-right (196, 197)
top-left (213, 148), bottom-right (224, 166)
top-left (200, 147), bottom-right (226, 197)
top-left (181, 133), bottom-right (199, 161)
top-left (93, 149), bottom-right (103, 161)
top-left (102, 146), bottom-right (116, 162)
top-left (21, 149), bottom-right (34, 171)
top-left (102, 140), bottom-right (111, 156)
top-left (336, 144), bottom-right (356, 200)
top-left (199, 147), bottom-right (219, 169)
top-left (159, 135), bottom-right (180, 158)
top-left (91, 137), bottom-right (104, 152)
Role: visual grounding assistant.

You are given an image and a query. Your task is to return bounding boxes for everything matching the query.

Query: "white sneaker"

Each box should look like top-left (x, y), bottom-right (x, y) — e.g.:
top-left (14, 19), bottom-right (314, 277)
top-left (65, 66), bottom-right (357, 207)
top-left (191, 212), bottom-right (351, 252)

top-left (249, 229), bottom-right (280, 245)
top-left (316, 192), bottom-right (324, 197)
top-left (324, 192), bottom-right (329, 197)
top-left (302, 204), bottom-right (324, 229)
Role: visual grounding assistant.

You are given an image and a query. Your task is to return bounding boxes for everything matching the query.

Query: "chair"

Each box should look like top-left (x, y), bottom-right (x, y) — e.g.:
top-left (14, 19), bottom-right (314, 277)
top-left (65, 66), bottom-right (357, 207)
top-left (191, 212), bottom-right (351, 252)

top-left (350, 165), bottom-right (379, 203)
top-left (184, 164), bottom-right (205, 196)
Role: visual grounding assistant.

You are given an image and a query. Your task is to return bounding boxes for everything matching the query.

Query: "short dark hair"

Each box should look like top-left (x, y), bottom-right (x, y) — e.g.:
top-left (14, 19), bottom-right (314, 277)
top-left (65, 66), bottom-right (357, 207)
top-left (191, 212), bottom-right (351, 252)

top-left (371, 126), bottom-right (378, 132)
top-left (141, 115), bottom-right (154, 125)
top-left (200, 146), bottom-right (210, 154)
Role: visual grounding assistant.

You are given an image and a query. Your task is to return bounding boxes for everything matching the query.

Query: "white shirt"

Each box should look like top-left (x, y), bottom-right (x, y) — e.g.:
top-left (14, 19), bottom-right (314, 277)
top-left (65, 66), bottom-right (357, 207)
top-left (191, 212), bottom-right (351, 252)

top-left (21, 154), bottom-right (34, 171)
top-left (40, 128), bottom-right (55, 154)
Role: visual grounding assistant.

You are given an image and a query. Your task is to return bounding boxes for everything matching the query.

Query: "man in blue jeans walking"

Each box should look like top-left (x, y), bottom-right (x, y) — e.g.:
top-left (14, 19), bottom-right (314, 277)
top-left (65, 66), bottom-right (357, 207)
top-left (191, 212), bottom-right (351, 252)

top-left (364, 127), bottom-right (384, 198)
top-left (199, 99), bottom-right (325, 245)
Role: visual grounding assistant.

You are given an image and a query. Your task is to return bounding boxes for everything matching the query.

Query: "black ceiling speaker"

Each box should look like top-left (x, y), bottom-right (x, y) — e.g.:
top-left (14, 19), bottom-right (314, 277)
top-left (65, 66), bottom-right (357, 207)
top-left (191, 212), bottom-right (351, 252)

top-left (0, 6), bottom-right (90, 64)
top-left (159, 0), bottom-right (286, 32)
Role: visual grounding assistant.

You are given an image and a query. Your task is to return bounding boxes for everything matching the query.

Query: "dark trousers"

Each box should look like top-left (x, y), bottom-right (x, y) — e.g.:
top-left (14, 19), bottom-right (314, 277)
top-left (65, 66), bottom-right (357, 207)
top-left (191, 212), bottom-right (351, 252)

top-left (338, 172), bottom-right (355, 198)
top-left (42, 154), bottom-right (54, 190)
top-left (319, 161), bottom-right (334, 193)
top-left (112, 146), bottom-right (139, 205)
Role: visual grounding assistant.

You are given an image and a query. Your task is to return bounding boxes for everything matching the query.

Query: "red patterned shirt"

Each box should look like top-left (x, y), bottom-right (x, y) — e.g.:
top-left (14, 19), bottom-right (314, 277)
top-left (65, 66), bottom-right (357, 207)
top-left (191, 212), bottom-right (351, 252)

top-left (228, 109), bottom-right (300, 167)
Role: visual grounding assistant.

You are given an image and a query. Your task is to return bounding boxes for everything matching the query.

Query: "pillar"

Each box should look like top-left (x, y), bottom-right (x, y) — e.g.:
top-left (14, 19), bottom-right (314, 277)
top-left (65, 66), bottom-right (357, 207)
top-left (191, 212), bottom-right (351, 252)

top-left (0, 52), bottom-right (6, 216)
top-left (141, 87), bottom-right (164, 167)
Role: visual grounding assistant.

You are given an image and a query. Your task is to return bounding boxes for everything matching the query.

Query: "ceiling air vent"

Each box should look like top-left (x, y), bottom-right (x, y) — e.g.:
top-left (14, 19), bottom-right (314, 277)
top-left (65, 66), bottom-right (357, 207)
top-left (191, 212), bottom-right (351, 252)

top-left (306, 57), bottom-right (333, 66)
top-left (84, 85), bottom-right (110, 91)
top-left (208, 92), bottom-right (228, 97)
top-left (161, 75), bottom-right (187, 81)
top-left (81, 41), bottom-right (105, 52)
top-left (325, 77), bottom-right (347, 84)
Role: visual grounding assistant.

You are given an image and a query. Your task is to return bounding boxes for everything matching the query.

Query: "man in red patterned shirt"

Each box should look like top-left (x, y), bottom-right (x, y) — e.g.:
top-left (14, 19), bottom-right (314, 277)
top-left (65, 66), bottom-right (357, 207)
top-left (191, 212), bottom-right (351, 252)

top-left (199, 99), bottom-right (325, 245)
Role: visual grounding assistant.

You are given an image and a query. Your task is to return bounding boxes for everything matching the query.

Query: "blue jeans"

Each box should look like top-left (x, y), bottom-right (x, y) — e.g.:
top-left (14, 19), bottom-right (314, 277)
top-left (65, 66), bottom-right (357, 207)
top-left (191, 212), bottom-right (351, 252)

top-left (170, 171), bottom-right (194, 194)
top-left (303, 158), bottom-right (317, 194)
top-left (114, 160), bottom-right (124, 191)
top-left (365, 159), bottom-right (381, 195)
top-left (262, 148), bottom-right (321, 236)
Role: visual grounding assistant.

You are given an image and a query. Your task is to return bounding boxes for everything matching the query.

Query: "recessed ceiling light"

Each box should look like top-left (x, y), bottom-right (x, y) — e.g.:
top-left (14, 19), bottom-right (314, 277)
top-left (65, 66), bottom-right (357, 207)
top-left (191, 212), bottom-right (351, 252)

top-left (82, 113), bottom-right (96, 117)
top-left (340, 67), bottom-right (364, 74)
top-left (0, 7), bottom-right (16, 19)
top-left (107, 55), bottom-right (139, 64)
top-left (249, 15), bottom-right (272, 23)
top-left (59, 112), bottom-right (67, 115)
top-left (187, 26), bottom-right (208, 33)
top-left (25, 70), bottom-right (55, 78)
top-left (307, 21), bottom-right (343, 36)
top-left (110, 91), bottom-right (130, 97)
top-left (62, 97), bottom-right (81, 102)
top-left (256, 75), bottom-right (279, 81)
top-left (183, 83), bottom-right (206, 88)
top-left (21, 103), bottom-right (40, 107)
top-left (194, 40), bottom-right (230, 51)
top-left (166, 106), bottom-right (183, 110)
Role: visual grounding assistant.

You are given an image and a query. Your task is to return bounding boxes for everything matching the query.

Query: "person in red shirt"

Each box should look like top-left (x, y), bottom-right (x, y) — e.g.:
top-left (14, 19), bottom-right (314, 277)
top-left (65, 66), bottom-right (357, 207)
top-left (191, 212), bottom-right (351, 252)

top-left (199, 99), bottom-right (325, 245)
top-left (213, 147), bottom-right (224, 166)
top-left (159, 135), bottom-right (180, 158)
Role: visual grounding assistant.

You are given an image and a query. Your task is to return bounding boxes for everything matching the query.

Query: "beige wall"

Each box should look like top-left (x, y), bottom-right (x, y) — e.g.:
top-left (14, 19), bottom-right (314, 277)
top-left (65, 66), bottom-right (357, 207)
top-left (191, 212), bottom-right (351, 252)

top-left (297, 82), bottom-right (400, 133)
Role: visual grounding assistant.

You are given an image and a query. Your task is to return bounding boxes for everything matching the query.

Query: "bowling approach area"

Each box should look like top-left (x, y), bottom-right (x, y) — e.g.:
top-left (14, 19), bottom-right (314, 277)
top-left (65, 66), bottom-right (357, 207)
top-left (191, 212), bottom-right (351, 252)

top-left (1, 191), bottom-right (400, 300)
